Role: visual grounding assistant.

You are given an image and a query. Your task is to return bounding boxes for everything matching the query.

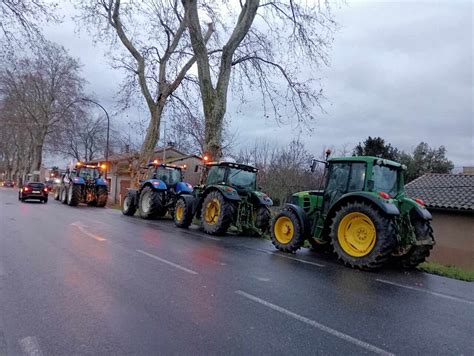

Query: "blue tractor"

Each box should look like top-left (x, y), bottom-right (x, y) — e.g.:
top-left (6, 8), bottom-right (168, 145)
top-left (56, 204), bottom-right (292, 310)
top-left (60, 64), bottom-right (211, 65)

top-left (122, 162), bottom-right (193, 219)
top-left (58, 162), bottom-right (109, 207)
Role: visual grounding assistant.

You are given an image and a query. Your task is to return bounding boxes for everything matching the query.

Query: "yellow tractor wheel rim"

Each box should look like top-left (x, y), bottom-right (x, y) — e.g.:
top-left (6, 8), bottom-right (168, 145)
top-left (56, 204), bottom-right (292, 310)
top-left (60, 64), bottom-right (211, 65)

top-left (274, 216), bottom-right (294, 244)
top-left (204, 198), bottom-right (221, 225)
top-left (337, 212), bottom-right (376, 257)
top-left (175, 205), bottom-right (184, 222)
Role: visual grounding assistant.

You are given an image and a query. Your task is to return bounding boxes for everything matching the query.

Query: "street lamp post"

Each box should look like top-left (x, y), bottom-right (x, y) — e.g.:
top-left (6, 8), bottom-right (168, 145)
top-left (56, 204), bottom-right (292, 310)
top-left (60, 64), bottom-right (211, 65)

top-left (81, 98), bottom-right (110, 180)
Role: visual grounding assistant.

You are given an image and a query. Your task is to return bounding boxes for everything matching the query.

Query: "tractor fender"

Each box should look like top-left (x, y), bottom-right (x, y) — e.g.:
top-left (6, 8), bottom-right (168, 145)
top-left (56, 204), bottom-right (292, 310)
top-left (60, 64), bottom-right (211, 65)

top-left (175, 182), bottom-right (193, 194)
top-left (401, 197), bottom-right (433, 221)
top-left (282, 203), bottom-right (311, 239)
top-left (126, 188), bottom-right (139, 206)
top-left (409, 205), bottom-right (432, 221)
top-left (328, 192), bottom-right (400, 218)
top-left (71, 177), bottom-right (85, 185)
top-left (95, 178), bottom-right (108, 186)
top-left (141, 179), bottom-right (167, 191)
top-left (179, 193), bottom-right (200, 216)
top-left (250, 191), bottom-right (273, 206)
top-left (206, 185), bottom-right (241, 201)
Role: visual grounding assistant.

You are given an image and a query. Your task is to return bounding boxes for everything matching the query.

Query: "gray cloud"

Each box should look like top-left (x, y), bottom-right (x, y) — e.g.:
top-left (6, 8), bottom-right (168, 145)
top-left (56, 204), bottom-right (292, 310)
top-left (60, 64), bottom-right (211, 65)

top-left (41, 1), bottom-right (472, 167)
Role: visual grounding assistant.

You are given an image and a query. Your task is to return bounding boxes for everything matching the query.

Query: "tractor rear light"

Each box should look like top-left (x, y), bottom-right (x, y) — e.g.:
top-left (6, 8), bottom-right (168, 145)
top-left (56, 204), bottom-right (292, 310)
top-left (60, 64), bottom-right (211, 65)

top-left (415, 198), bottom-right (425, 206)
top-left (378, 192), bottom-right (390, 200)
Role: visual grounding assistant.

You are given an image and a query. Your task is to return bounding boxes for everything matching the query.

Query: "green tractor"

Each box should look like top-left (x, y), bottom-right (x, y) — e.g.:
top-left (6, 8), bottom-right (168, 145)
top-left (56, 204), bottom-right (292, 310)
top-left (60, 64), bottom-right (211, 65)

top-left (271, 154), bottom-right (435, 270)
top-left (174, 161), bottom-right (273, 236)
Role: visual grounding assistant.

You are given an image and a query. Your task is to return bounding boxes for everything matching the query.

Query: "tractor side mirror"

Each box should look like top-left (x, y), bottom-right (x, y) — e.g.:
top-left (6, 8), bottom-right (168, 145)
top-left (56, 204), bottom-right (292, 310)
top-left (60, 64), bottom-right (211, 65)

top-left (310, 159), bottom-right (317, 173)
top-left (367, 179), bottom-right (374, 192)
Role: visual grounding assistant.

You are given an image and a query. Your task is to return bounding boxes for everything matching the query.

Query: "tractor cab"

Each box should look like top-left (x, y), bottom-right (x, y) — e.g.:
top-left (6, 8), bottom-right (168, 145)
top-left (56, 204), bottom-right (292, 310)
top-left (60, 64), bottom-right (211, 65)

top-left (204, 162), bottom-right (258, 192)
top-left (147, 162), bottom-right (184, 189)
top-left (323, 157), bottom-right (404, 212)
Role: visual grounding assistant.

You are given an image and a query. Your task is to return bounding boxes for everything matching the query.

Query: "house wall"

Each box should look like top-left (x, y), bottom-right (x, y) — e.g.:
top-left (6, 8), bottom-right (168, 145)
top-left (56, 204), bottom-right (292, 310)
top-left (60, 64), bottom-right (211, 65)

top-left (428, 210), bottom-right (474, 270)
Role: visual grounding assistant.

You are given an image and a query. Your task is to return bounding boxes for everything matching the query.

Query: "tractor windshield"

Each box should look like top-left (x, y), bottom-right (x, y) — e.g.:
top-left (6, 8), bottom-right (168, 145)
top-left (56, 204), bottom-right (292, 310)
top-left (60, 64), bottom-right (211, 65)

top-left (372, 165), bottom-right (399, 197)
top-left (227, 168), bottom-right (256, 190)
top-left (78, 168), bottom-right (100, 180)
top-left (156, 167), bottom-right (181, 186)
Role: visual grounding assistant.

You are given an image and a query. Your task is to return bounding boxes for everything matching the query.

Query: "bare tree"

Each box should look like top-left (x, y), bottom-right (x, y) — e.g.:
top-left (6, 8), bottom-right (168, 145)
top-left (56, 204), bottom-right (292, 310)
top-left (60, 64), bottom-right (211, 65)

top-left (183, 0), bottom-right (335, 160)
top-left (47, 110), bottom-right (108, 162)
top-left (77, 0), bottom-right (213, 186)
top-left (0, 0), bottom-right (58, 50)
top-left (0, 41), bottom-right (85, 179)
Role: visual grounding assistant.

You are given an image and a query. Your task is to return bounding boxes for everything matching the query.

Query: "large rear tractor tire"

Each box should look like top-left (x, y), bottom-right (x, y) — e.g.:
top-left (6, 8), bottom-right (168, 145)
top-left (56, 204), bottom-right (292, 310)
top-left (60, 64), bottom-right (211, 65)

top-left (139, 186), bottom-right (166, 219)
top-left (122, 192), bottom-right (137, 216)
top-left (96, 186), bottom-right (108, 207)
top-left (399, 220), bottom-right (434, 269)
top-left (201, 191), bottom-right (234, 235)
top-left (330, 202), bottom-right (397, 270)
top-left (271, 209), bottom-right (305, 252)
top-left (174, 196), bottom-right (194, 228)
top-left (67, 184), bottom-right (81, 206)
top-left (60, 186), bottom-right (68, 204)
top-left (255, 206), bottom-right (271, 234)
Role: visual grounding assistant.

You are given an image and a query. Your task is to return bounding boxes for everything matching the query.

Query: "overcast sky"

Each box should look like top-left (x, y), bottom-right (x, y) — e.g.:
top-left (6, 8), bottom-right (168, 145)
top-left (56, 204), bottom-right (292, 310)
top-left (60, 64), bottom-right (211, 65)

top-left (42, 0), bottom-right (473, 168)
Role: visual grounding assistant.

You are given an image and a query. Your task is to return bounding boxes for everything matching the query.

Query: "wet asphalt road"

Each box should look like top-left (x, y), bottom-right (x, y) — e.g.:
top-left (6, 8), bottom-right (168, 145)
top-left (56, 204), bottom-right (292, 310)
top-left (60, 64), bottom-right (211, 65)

top-left (0, 187), bottom-right (473, 356)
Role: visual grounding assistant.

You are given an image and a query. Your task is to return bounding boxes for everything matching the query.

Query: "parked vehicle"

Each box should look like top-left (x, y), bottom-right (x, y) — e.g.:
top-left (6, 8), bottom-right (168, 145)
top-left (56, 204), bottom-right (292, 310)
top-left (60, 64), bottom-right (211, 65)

top-left (122, 162), bottom-right (193, 218)
top-left (58, 162), bottom-right (108, 207)
top-left (174, 161), bottom-right (273, 236)
top-left (2, 179), bottom-right (15, 188)
top-left (271, 152), bottom-right (435, 270)
top-left (18, 182), bottom-right (49, 203)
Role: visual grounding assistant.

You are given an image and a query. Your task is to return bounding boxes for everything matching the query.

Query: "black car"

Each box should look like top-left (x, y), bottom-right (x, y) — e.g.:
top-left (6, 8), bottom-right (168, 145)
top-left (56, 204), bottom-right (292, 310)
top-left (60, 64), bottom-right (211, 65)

top-left (19, 182), bottom-right (49, 203)
top-left (2, 179), bottom-right (15, 188)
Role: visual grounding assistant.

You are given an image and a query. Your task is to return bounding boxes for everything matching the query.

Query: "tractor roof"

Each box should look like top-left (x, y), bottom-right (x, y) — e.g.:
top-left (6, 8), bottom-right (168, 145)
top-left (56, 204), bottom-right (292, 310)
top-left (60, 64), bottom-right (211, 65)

top-left (207, 161), bottom-right (258, 172)
top-left (329, 156), bottom-right (403, 169)
top-left (148, 162), bottom-right (183, 170)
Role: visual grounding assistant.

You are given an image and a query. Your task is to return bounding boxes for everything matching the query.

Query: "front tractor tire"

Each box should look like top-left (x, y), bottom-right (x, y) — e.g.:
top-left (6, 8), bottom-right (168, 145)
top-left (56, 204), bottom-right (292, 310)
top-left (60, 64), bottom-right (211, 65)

top-left (67, 184), bottom-right (81, 206)
top-left (174, 197), bottom-right (194, 228)
top-left (255, 206), bottom-right (271, 234)
top-left (271, 209), bottom-right (305, 252)
top-left (139, 186), bottom-right (166, 219)
top-left (96, 186), bottom-right (108, 207)
top-left (330, 202), bottom-right (397, 270)
top-left (399, 220), bottom-right (434, 269)
top-left (60, 186), bottom-right (68, 204)
top-left (122, 192), bottom-right (137, 216)
top-left (201, 191), bottom-right (234, 235)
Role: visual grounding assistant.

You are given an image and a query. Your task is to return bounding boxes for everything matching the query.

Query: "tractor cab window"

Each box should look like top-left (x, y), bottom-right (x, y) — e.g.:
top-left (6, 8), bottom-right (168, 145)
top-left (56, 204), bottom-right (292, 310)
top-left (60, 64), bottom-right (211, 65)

top-left (78, 168), bottom-right (100, 180)
top-left (206, 166), bottom-right (226, 185)
top-left (227, 168), bottom-right (256, 190)
top-left (326, 162), bottom-right (367, 197)
top-left (156, 167), bottom-right (181, 186)
top-left (372, 165), bottom-right (398, 197)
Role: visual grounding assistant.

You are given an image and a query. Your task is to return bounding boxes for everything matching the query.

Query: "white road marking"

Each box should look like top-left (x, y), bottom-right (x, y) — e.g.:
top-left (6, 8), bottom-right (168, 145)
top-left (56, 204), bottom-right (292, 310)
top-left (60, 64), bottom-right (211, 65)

top-left (236, 290), bottom-right (393, 356)
top-left (70, 222), bottom-right (107, 242)
top-left (19, 336), bottom-right (43, 356)
top-left (205, 236), bottom-right (221, 241)
top-left (376, 279), bottom-right (474, 305)
top-left (251, 247), bottom-right (325, 267)
top-left (137, 250), bottom-right (198, 275)
top-left (255, 277), bottom-right (270, 282)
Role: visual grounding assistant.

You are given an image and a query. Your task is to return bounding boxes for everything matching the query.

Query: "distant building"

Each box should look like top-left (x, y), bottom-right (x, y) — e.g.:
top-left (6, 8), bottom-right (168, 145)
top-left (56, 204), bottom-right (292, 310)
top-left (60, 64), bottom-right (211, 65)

top-left (405, 173), bottom-right (474, 269)
top-left (86, 146), bottom-right (202, 205)
top-left (462, 166), bottom-right (474, 175)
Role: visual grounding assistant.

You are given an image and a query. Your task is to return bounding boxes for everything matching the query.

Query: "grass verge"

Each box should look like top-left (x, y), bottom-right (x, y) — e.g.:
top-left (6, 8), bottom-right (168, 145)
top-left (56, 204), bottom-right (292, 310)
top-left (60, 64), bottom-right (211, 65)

top-left (417, 261), bottom-right (474, 282)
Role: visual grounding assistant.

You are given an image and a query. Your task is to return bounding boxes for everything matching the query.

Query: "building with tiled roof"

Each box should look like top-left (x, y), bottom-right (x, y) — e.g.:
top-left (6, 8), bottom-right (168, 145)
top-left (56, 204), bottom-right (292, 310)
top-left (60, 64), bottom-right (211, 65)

top-left (405, 172), bottom-right (474, 269)
top-left (405, 173), bottom-right (474, 212)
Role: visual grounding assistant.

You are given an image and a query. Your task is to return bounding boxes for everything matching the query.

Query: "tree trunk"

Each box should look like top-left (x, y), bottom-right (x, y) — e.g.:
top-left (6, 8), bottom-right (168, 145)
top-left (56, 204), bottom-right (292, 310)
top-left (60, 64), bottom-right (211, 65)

top-left (203, 93), bottom-right (226, 160)
top-left (130, 104), bottom-right (163, 188)
top-left (30, 134), bottom-right (46, 182)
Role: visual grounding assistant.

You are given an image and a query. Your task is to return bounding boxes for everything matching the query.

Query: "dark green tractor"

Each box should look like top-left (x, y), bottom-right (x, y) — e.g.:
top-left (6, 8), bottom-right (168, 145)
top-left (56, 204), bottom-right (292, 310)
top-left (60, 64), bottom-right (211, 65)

top-left (174, 161), bottom-right (273, 236)
top-left (271, 155), bottom-right (435, 270)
